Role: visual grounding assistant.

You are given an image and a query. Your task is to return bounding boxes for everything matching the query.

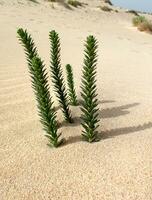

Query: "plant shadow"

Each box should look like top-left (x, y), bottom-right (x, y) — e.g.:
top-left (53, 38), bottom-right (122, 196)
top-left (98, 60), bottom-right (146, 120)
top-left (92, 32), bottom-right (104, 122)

top-left (59, 102), bottom-right (139, 128)
top-left (59, 116), bottom-right (81, 128)
top-left (62, 135), bottom-right (83, 147)
top-left (61, 121), bottom-right (152, 146)
top-left (99, 102), bottom-right (139, 119)
top-left (100, 121), bottom-right (152, 139)
top-left (55, 99), bottom-right (115, 112)
top-left (59, 101), bottom-right (152, 146)
top-left (78, 99), bottom-right (104, 106)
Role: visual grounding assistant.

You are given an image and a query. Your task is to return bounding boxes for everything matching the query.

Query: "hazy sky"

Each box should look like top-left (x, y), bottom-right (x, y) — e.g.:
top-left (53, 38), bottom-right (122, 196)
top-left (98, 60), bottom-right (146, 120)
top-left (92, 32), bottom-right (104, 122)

top-left (112, 0), bottom-right (152, 13)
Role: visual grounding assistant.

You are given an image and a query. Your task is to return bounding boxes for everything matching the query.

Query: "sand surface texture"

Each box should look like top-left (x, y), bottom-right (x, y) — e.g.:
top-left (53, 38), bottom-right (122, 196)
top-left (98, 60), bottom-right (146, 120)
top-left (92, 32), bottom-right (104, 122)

top-left (0, 0), bottom-right (152, 199)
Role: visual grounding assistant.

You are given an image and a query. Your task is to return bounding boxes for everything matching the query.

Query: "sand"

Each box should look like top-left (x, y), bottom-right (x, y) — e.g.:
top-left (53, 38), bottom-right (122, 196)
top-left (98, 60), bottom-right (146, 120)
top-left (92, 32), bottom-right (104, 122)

top-left (0, 0), bottom-right (152, 199)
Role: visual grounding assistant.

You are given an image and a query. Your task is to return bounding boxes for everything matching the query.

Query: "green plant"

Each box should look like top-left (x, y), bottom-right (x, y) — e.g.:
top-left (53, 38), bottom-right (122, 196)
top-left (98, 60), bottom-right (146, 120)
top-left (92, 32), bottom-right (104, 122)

top-left (132, 15), bottom-right (147, 26)
top-left (80, 35), bottom-right (100, 143)
top-left (67, 0), bottom-right (82, 7)
top-left (17, 28), bottom-right (63, 147)
top-left (17, 28), bottom-right (38, 67)
top-left (31, 57), bottom-right (63, 147)
top-left (66, 64), bottom-right (78, 106)
top-left (49, 30), bottom-right (72, 123)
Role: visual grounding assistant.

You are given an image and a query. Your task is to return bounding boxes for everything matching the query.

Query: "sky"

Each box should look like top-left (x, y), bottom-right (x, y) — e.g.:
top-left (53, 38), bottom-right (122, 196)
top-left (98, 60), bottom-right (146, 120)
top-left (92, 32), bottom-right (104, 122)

top-left (112, 0), bottom-right (152, 13)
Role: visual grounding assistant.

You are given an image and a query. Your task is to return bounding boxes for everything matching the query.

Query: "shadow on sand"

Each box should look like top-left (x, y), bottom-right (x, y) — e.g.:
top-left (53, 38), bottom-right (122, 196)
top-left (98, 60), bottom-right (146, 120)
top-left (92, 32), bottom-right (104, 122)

top-left (62, 121), bottom-right (152, 146)
top-left (100, 122), bottom-right (152, 139)
top-left (60, 102), bottom-right (140, 127)
top-left (99, 102), bottom-right (139, 119)
top-left (59, 101), bottom-right (152, 146)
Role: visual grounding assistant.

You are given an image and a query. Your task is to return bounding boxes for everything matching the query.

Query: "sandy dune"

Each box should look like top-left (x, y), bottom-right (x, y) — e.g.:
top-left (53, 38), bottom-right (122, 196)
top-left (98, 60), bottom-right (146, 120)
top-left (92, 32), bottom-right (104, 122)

top-left (0, 0), bottom-right (152, 199)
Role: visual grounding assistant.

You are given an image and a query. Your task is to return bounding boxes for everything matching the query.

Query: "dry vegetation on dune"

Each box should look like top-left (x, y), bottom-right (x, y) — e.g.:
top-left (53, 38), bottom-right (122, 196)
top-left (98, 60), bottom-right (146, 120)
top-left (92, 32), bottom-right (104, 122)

top-left (30, 0), bottom-right (85, 8)
top-left (100, 5), bottom-right (112, 12)
top-left (126, 10), bottom-right (139, 16)
top-left (138, 20), bottom-right (152, 33)
top-left (3, 0), bottom-right (114, 9)
top-left (67, 0), bottom-right (83, 7)
top-left (103, 0), bottom-right (113, 6)
top-left (132, 15), bottom-right (152, 34)
top-left (28, 0), bottom-right (39, 3)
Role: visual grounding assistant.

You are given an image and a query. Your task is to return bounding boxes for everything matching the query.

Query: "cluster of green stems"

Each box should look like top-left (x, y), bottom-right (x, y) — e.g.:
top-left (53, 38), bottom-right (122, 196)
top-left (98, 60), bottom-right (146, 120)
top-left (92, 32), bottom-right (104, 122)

top-left (17, 28), bottom-right (100, 147)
